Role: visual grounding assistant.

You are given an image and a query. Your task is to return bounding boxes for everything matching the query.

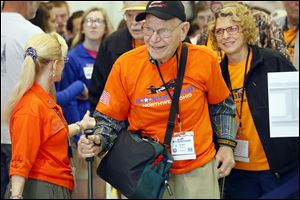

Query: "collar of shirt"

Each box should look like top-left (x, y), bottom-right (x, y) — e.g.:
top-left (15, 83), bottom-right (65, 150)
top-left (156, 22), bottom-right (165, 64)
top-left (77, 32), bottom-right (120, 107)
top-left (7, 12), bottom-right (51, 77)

top-left (31, 82), bottom-right (57, 109)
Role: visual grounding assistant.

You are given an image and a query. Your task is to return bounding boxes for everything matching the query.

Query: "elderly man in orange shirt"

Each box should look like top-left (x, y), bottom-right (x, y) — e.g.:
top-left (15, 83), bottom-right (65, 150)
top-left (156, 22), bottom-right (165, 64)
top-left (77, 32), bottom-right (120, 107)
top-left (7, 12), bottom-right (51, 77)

top-left (79, 1), bottom-right (238, 199)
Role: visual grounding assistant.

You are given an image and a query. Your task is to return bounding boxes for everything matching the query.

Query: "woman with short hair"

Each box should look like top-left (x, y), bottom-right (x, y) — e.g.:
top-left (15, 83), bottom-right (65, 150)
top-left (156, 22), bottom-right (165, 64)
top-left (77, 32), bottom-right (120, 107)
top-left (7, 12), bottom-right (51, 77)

top-left (208, 3), bottom-right (298, 199)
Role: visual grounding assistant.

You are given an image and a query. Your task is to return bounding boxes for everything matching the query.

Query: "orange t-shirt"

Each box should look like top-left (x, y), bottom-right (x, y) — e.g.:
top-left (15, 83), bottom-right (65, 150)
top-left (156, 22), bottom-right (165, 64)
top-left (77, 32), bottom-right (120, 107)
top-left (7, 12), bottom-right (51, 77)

top-left (132, 39), bottom-right (145, 48)
top-left (9, 83), bottom-right (74, 190)
top-left (228, 51), bottom-right (270, 171)
top-left (96, 42), bottom-right (230, 174)
top-left (284, 27), bottom-right (297, 62)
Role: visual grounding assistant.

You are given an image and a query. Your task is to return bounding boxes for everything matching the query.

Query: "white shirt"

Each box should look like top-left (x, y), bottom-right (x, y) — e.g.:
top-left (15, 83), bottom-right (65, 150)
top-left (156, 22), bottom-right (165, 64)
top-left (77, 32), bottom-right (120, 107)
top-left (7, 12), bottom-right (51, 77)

top-left (1, 12), bottom-right (43, 144)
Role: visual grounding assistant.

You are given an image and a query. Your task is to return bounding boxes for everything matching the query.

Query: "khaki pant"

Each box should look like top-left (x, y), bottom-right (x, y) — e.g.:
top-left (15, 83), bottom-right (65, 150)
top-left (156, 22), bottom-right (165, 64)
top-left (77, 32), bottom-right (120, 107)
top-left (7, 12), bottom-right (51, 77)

top-left (163, 159), bottom-right (220, 199)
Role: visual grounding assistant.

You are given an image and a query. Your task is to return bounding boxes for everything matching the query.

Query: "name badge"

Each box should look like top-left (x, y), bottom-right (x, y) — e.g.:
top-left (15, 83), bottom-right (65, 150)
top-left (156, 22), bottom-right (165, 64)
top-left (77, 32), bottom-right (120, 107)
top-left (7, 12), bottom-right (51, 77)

top-left (171, 131), bottom-right (196, 161)
top-left (83, 64), bottom-right (94, 79)
top-left (234, 139), bottom-right (249, 162)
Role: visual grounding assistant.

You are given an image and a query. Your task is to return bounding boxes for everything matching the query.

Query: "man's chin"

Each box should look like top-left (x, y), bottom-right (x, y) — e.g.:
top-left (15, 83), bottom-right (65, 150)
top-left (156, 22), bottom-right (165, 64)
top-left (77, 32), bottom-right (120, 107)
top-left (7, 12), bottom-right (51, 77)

top-left (130, 32), bottom-right (143, 40)
top-left (148, 52), bottom-right (163, 61)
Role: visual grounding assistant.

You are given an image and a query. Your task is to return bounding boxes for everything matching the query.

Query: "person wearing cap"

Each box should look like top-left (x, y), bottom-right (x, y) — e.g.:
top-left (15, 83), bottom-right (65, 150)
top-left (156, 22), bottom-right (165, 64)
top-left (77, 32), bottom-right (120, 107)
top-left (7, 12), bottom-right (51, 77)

top-left (79, 1), bottom-right (238, 198)
top-left (88, 1), bottom-right (148, 113)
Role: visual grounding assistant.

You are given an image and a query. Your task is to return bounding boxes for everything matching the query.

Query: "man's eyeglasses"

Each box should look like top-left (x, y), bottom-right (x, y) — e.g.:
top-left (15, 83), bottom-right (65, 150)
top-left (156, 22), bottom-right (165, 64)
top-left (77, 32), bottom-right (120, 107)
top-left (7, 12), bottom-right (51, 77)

top-left (84, 18), bottom-right (104, 27)
top-left (214, 25), bottom-right (240, 37)
top-left (142, 23), bottom-right (182, 39)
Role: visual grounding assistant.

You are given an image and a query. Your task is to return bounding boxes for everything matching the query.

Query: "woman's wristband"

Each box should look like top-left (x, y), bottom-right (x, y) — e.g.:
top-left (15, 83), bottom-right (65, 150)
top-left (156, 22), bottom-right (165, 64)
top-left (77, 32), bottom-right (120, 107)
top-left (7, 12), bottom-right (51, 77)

top-left (76, 121), bottom-right (84, 133)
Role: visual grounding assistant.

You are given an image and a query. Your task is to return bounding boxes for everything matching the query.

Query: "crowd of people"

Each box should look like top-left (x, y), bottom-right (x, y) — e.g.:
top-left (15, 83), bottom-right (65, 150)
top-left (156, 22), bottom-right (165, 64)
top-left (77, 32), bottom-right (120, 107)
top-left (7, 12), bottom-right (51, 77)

top-left (1, 1), bottom-right (299, 199)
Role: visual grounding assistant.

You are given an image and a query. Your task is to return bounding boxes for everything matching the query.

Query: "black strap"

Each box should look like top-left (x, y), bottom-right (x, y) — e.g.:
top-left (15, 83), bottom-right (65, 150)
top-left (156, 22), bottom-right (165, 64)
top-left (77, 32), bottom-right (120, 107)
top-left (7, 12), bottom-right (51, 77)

top-left (163, 44), bottom-right (188, 146)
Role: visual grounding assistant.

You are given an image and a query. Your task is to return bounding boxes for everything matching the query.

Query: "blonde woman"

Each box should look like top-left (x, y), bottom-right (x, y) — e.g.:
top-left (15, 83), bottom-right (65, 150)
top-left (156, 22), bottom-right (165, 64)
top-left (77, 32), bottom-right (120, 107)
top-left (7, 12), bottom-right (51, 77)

top-left (208, 3), bottom-right (298, 198)
top-left (2, 32), bottom-right (96, 199)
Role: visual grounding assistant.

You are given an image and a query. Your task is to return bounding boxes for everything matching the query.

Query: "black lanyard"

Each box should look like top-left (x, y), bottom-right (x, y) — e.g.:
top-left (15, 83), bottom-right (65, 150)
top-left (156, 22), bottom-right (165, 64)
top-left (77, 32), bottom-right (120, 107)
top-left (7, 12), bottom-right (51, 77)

top-left (227, 47), bottom-right (251, 133)
top-left (154, 52), bottom-right (179, 99)
top-left (153, 50), bottom-right (182, 130)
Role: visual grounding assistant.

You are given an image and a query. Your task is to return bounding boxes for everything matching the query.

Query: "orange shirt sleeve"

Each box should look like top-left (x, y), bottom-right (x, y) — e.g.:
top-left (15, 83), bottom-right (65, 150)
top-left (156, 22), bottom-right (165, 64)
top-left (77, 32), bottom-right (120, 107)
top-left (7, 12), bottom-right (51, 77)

top-left (10, 114), bottom-right (41, 178)
top-left (96, 59), bottom-right (130, 121)
top-left (206, 54), bottom-right (230, 104)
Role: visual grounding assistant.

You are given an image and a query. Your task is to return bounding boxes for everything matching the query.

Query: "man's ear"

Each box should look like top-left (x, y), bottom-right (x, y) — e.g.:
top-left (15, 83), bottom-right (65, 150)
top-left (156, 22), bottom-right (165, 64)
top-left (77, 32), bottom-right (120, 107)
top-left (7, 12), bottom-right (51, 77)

top-left (180, 22), bottom-right (190, 41)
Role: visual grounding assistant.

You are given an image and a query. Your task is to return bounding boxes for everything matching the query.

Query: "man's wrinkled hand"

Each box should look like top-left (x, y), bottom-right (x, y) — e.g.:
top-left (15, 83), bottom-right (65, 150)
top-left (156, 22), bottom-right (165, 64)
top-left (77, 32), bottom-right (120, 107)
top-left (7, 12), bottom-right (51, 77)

top-left (215, 146), bottom-right (236, 178)
top-left (77, 134), bottom-right (101, 159)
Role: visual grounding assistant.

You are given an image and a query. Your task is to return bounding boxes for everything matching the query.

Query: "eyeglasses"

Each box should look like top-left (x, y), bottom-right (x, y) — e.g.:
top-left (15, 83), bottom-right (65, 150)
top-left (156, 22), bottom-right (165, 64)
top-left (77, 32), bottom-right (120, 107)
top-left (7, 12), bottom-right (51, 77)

top-left (214, 25), bottom-right (240, 37)
top-left (84, 18), bottom-right (104, 27)
top-left (142, 23), bottom-right (182, 39)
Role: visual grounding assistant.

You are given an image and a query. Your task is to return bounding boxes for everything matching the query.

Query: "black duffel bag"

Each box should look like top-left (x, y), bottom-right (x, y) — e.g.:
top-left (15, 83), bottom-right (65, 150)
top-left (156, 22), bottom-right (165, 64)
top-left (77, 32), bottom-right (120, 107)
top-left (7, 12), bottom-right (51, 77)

top-left (97, 130), bottom-right (173, 199)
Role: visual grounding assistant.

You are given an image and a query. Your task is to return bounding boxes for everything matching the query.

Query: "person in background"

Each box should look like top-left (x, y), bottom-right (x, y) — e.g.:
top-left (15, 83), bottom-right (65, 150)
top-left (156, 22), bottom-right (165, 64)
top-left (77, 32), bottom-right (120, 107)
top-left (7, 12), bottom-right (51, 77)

top-left (55, 7), bottom-right (114, 199)
top-left (182, 1), bottom-right (196, 23)
top-left (1, 1), bottom-right (43, 199)
top-left (52, 1), bottom-right (70, 40)
top-left (187, 22), bottom-right (201, 44)
top-left (190, 1), bottom-right (212, 44)
top-left (66, 10), bottom-right (84, 48)
top-left (210, 1), bottom-right (223, 13)
top-left (117, 18), bottom-right (127, 30)
top-left (208, 3), bottom-right (299, 198)
top-left (250, 5), bottom-right (290, 61)
top-left (282, 1), bottom-right (299, 70)
top-left (88, 1), bottom-right (148, 113)
top-left (2, 32), bottom-right (96, 199)
top-left (79, 1), bottom-right (238, 198)
top-left (30, 2), bottom-right (56, 33)
top-left (56, 6), bottom-right (113, 149)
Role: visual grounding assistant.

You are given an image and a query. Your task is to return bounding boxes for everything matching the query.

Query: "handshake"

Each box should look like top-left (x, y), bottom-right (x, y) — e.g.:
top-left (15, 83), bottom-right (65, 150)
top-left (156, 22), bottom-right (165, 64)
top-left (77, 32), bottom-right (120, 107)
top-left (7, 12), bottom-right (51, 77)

top-left (70, 110), bottom-right (102, 159)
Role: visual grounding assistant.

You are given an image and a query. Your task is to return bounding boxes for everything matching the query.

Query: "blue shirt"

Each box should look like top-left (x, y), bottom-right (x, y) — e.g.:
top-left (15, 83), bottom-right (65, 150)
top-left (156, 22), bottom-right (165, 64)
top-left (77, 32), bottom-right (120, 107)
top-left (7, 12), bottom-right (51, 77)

top-left (55, 43), bottom-right (96, 143)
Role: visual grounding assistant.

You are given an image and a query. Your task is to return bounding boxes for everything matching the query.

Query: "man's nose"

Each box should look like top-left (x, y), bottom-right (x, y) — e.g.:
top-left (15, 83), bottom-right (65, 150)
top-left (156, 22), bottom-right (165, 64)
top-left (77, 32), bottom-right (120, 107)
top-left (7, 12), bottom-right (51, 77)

top-left (150, 32), bottom-right (161, 42)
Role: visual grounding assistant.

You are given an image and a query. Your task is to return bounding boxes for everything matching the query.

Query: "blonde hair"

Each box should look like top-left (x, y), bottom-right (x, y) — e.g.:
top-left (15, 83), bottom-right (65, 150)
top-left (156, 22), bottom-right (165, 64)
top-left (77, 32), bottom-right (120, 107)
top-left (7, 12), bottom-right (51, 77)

top-left (2, 32), bottom-right (67, 123)
top-left (72, 7), bottom-right (114, 48)
top-left (207, 2), bottom-right (258, 51)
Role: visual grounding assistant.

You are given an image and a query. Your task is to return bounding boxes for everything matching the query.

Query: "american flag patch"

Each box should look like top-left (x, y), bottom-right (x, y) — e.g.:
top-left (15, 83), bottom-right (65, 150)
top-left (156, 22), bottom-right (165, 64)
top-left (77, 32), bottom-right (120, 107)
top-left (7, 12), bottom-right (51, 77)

top-left (99, 90), bottom-right (111, 106)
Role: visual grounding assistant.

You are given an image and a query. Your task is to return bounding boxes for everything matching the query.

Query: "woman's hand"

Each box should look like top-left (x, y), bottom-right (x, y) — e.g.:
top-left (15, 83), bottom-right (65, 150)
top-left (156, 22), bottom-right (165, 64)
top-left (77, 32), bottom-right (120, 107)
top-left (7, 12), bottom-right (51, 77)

top-left (80, 110), bottom-right (95, 130)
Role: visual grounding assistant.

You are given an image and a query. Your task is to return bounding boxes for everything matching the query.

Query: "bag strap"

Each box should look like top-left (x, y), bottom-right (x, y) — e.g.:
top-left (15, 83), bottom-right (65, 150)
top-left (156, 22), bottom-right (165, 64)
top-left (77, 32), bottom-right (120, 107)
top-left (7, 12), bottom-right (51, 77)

top-left (163, 43), bottom-right (188, 146)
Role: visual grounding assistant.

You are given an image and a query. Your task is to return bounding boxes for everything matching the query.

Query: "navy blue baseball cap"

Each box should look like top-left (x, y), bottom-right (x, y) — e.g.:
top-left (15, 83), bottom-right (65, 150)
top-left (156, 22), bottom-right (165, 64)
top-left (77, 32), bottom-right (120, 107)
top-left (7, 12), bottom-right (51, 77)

top-left (135, 1), bottom-right (186, 22)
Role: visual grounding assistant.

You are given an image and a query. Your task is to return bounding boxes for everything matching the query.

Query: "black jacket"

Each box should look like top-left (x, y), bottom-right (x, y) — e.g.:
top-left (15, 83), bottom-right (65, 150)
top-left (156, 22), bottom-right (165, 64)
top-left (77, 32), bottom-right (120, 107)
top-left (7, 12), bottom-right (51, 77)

top-left (220, 45), bottom-right (299, 176)
top-left (89, 27), bottom-right (133, 113)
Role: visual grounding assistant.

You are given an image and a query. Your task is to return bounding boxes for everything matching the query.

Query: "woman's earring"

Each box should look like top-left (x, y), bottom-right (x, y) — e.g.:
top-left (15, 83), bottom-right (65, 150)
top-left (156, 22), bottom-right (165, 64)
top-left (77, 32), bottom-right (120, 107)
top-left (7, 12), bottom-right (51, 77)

top-left (52, 71), bottom-right (55, 78)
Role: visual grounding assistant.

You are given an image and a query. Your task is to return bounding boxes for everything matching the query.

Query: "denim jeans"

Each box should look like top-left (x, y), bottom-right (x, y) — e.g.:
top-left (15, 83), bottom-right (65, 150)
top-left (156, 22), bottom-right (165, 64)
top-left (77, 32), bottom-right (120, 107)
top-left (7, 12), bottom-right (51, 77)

top-left (1, 144), bottom-right (11, 199)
